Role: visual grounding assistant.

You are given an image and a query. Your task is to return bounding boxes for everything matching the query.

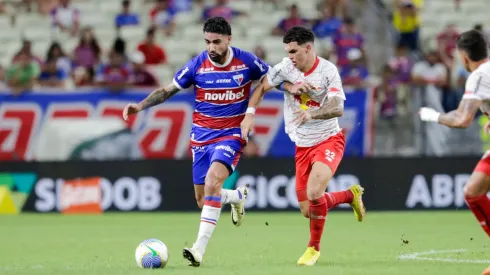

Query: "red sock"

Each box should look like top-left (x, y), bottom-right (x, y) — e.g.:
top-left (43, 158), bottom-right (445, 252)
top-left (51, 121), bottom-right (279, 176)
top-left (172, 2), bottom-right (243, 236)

top-left (308, 196), bottom-right (328, 251)
top-left (465, 194), bottom-right (490, 237)
top-left (324, 190), bottom-right (354, 209)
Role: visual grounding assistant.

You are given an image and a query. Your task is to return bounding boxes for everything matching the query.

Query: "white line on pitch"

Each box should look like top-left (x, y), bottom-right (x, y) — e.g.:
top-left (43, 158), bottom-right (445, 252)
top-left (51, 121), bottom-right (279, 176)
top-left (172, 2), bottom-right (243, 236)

top-left (398, 249), bottom-right (490, 264)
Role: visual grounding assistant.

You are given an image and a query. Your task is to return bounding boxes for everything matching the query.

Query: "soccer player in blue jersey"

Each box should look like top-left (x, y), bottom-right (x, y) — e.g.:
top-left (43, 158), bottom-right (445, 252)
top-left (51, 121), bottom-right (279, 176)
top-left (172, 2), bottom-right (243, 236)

top-left (122, 17), bottom-right (269, 267)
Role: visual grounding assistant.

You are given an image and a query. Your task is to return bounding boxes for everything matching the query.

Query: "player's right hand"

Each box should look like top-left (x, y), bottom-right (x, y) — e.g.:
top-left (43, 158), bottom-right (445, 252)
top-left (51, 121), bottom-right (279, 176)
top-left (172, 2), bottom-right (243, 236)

top-left (289, 82), bottom-right (314, 95)
top-left (122, 103), bottom-right (142, 121)
top-left (240, 113), bottom-right (254, 142)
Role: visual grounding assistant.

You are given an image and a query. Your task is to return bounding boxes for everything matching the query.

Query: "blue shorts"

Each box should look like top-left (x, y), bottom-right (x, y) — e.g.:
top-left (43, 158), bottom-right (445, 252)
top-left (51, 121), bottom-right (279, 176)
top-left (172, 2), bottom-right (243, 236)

top-left (191, 139), bottom-right (243, 185)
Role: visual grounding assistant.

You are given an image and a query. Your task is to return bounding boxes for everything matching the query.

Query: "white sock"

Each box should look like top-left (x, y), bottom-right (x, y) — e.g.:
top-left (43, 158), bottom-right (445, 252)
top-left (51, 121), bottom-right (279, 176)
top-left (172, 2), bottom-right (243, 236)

top-left (220, 189), bottom-right (242, 205)
top-left (194, 203), bottom-right (221, 255)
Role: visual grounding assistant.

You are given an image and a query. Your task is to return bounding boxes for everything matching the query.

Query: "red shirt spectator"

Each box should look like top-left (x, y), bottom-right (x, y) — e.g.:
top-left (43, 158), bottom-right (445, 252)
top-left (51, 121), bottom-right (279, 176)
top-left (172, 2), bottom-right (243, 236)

top-left (137, 27), bottom-right (167, 65)
top-left (437, 24), bottom-right (460, 64)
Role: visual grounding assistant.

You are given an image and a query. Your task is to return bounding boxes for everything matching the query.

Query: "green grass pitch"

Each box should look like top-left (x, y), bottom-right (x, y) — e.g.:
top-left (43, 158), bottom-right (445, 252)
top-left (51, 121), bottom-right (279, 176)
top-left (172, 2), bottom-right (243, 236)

top-left (0, 211), bottom-right (488, 275)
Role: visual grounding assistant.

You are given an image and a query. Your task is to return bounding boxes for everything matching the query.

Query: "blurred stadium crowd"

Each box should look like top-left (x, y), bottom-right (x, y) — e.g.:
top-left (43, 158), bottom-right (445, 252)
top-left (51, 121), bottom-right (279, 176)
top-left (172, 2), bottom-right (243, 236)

top-left (0, 0), bottom-right (488, 156)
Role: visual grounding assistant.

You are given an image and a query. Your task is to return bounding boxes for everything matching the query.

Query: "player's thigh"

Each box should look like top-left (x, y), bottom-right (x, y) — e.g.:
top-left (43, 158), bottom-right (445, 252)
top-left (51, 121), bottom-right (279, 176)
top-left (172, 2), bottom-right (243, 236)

top-left (306, 133), bottom-right (345, 200)
top-left (466, 157), bottom-right (490, 197)
top-left (194, 185), bottom-right (205, 208)
top-left (206, 139), bottom-right (243, 189)
top-left (306, 161), bottom-right (333, 200)
top-left (191, 145), bottom-right (209, 185)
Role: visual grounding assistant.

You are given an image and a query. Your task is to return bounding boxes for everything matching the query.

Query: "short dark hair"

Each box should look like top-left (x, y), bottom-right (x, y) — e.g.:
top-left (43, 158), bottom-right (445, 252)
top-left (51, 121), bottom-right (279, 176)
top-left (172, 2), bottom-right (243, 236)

top-left (457, 30), bottom-right (488, 62)
top-left (147, 26), bottom-right (156, 37)
top-left (122, 0), bottom-right (130, 6)
top-left (203, 17), bottom-right (232, 35)
top-left (283, 26), bottom-right (315, 45)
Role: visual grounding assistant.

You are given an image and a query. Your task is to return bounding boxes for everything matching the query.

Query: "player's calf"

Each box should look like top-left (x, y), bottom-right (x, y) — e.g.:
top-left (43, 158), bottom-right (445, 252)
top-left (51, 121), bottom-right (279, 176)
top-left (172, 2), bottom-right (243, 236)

top-left (305, 162), bottom-right (332, 252)
top-left (463, 172), bottom-right (490, 237)
top-left (194, 185), bottom-right (205, 209)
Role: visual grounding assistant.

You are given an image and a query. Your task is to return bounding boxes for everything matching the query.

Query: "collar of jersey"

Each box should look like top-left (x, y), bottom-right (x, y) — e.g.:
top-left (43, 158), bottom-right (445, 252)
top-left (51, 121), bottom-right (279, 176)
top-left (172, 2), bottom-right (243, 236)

top-left (208, 46), bottom-right (234, 68)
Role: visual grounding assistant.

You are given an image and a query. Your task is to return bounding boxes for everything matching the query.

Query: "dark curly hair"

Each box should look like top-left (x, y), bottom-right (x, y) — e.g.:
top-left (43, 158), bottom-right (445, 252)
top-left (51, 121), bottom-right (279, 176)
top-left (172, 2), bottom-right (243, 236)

top-left (283, 26), bottom-right (315, 45)
top-left (203, 16), bottom-right (232, 35)
top-left (457, 29), bottom-right (488, 62)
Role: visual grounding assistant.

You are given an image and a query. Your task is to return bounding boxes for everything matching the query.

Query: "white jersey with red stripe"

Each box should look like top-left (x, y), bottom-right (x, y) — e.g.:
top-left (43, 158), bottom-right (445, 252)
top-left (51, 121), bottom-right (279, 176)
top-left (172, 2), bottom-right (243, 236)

top-left (462, 60), bottom-right (490, 117)
top-left (266, 56), bottom-right (346, 147)
top-left (172, 46), bottom-right (269, 146)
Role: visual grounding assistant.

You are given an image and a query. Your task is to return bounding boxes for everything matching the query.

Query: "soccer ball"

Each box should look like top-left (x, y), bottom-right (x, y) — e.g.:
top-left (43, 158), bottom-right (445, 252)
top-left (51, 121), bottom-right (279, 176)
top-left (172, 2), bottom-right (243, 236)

top-left (135, 239), bottom-right (169, 269)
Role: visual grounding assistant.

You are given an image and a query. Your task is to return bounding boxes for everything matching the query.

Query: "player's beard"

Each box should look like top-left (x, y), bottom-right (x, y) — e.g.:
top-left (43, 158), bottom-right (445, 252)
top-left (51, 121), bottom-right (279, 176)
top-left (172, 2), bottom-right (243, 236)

top-left (209, 48), bottom-right (228, 64)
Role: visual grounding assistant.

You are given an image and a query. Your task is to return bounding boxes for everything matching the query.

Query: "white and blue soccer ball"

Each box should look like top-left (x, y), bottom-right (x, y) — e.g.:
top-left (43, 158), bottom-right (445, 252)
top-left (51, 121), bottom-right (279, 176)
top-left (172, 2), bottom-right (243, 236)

top-left (135, 239), bottom-right (169, 269)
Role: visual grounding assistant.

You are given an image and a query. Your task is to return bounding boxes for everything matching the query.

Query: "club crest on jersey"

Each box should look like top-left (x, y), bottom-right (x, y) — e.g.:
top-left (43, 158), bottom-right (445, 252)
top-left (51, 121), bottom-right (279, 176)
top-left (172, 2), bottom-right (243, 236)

top-left (233, 74), bottom-right (244, 85)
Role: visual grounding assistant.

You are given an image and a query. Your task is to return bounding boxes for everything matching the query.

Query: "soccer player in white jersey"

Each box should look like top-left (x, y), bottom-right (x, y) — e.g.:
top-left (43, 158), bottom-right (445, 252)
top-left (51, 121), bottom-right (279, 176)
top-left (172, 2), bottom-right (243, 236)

top-left (241, 26), bottom-right (366, 266)
top-left (420, 31), bottom-right (490, 274)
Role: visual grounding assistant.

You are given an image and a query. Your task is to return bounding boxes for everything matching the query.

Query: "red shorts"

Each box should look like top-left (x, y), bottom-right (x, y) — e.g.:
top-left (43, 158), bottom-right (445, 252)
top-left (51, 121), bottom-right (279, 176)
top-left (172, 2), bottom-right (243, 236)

top-left (474, 151), bottom-right (490, 177)
top-left (295, 132), bottom-right (345, 202)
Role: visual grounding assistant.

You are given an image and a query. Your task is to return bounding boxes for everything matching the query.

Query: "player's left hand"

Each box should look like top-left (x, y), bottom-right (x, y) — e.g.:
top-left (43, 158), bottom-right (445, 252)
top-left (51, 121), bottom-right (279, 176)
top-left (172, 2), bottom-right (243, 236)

top-left (292, 109), bottom-right (312, 125)
top-left (289, 82), bottom-right (314, 95)
top-left (419, 107), bottom-right (440, 122)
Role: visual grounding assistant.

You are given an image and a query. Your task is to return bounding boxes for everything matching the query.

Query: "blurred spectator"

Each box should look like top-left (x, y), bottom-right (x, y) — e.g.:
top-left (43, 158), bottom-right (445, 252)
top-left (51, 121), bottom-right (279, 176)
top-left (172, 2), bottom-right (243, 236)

top-left (456, 66), bottom-right (469, 93)
top-left (388, 43), bottom-right (414, 85)
top-left (317, 0), bottom-right (349, 19)
top-left (73, 27), bottom-right (102, 69)
top-left (474, 24), bottom-right (490, 42)
top-left (392, 0), bottom-right (420, 51)
top-left (128, 51), bottom-right (159, 87)
top-left (202, 0), bottom-right (247, 22)
top-left (332, 17), bottom-right (364, 67)
top-left (411, 50), bottom-right (447, 88)
top-left (22, 0), bottom-right (57, 15)
top-left (272, 4), bottom-right (308, 36)
top-left (6, 52), bottom-right (40, 95)
top-left (171, 0), bottom-right (192, 12)
top-left (137, 27), bottom-right (167, 65)
top-left (374, 65), bottom-right (397, 119)
top-left (437, 24), bottom-right (460, 67)
top-left (96, 51), bottom-right (130, 92)
top-left (0, 65), bottom-right (7, 89)
top-left (312, 7), bottom-right (342, 41)
top-left (339, 48), bottom-right (368, 89)
top-left (0, 1), bottom-right (8, 14)
top-left (150, 0), bottom-right (176, 36)
top-left (253, 45), bottom-right (267, 61)
top-left (12, 40), bottom-right (43, 66)
top-left (73, 66), bottom-right (95, 87)
top-left (38, 57), bottom-right (68, 88)
top-left (112, 37), bottom-right (128, 63)
top-left (46, 42), bottom-right (72, 76)
top-left (51, 0), bottom-right (80, 37)
top-left (115, 0), bottom-right (140, 29)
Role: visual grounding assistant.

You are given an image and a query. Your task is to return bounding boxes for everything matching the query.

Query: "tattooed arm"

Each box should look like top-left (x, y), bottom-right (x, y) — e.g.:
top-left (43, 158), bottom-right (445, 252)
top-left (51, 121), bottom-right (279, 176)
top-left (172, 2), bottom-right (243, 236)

top-left (437, 99), bottom-right (481, 128)
top-left (123, 83), bottom-right (181, 120)
top-left (138, 83), bottom-right (180, 110)
top-left (420, 99), bottom-right (481, 128)
top-left (309, 96), bottom-right (344, 120)
top-left (292, 96), bottom-right (344, 125)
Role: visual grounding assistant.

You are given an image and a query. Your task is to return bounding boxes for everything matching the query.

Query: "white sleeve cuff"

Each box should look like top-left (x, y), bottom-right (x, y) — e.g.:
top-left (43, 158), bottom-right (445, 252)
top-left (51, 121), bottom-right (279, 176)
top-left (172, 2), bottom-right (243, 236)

top-left (172, 78), bottom-right (184, 90)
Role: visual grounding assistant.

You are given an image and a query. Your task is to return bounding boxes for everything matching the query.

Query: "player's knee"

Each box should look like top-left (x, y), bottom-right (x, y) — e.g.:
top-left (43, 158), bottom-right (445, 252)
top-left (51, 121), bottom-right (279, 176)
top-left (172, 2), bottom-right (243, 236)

top-left (205, 171), bottom-right (227, 194)
top-left (464, 180), bottom-right (484, 198)
top-left (306, 181), bottom-right (327, 200)
top-left (307, 189), bottom-right (324, 201)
